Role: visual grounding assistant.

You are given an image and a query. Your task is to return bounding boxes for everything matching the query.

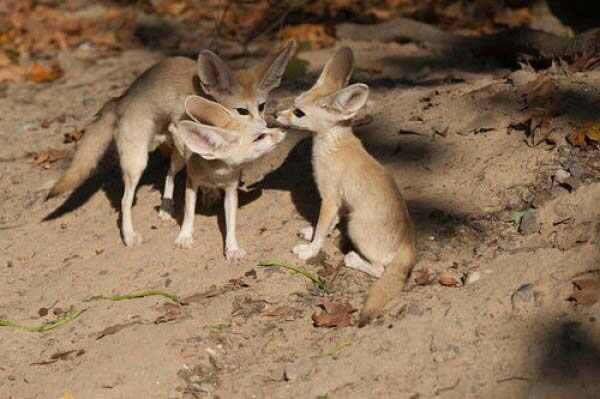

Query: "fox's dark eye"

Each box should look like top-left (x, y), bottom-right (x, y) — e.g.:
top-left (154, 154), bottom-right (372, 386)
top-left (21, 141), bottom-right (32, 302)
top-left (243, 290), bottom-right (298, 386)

top-left (293, 108), bottom-right (305, 118)
top-left (253, 133), bottom-right (267, 142)
top-left (236, 108), bottom-right (250, 116)
top-left (258, 102), bottom-right (266, 112)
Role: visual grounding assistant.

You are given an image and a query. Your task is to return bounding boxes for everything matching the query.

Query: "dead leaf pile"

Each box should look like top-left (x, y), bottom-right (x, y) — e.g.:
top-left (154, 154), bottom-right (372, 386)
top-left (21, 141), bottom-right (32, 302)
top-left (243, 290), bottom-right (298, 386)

top-left (311, 298), bottom-right (356, 328)
top-left (510, 75), bottom-right (559, 147)
top-left (279, 24), bottom-right (335, 49)
top-left (567, 122), bottom-right (600, 147)
top-left (31, 149), bottom-right (66, 169)
top-left (567, 278), bottom-right (600, 306)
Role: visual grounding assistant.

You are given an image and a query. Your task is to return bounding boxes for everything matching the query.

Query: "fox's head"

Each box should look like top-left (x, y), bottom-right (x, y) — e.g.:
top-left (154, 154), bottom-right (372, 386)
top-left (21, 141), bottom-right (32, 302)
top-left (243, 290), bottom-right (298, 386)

top-left (276, 47), bottom-right (369, 133)
top-left (170, 95), bottom-right (285, 166)
top-left (197, 40), bottom-right (297, 122)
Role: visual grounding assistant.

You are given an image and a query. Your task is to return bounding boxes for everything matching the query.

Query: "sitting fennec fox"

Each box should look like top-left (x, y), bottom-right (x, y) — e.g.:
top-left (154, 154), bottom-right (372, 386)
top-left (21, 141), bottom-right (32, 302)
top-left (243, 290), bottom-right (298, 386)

top-left (168, 95), bottom-right (285, 260)
top-left (276, 47), bottom-right (417, 326)
top-left (47, 41), bottom-right (297, 247)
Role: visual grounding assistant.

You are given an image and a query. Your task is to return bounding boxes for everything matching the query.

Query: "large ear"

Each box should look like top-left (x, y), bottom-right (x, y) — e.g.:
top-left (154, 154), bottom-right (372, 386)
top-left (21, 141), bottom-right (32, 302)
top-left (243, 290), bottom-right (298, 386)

top-left (313, 46), bottom-right (354, 94)
top-left (184, 95), bottom-right (235, 128)
top-left (255, 40), bottom-right (298, 93)
top-left (327, 83), bottom-right (369, 119)
top-left (197, 50), bottom-right (235, 97)
top-left (174, 120), bottom-right (230, 160)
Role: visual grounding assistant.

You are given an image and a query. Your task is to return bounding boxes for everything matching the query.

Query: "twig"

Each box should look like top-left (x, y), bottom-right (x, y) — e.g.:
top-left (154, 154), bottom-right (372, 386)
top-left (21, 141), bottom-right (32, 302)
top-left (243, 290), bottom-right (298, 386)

top-left (0, 308), bottom-right (85, 333)
top-left (258, 259), bottom-right (329, 293)
top-left (496, 376), bottom-right (531, 384)
top-left (84, 290), bottom-right (181, 304)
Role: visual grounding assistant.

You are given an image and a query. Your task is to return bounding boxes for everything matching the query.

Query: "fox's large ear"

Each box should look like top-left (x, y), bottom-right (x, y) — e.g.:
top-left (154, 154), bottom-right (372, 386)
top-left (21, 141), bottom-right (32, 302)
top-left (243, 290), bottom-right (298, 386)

top-left (327, 83), bottom-right (369, 119)
top-left (173, 120), bottom-right (230, 160)
top-left (197, 50), bottom-right (234, 97)
top-left (313, 47), bottom-right (354, 94)
top-left (256, 40), bottom-right (298, 93)
top-left (184, 95), bottom-right (235, 127)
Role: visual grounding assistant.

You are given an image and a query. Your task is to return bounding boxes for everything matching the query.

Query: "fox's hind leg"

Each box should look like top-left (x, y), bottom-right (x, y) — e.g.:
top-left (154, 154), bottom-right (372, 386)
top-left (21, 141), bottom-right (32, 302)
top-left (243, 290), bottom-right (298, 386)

top-left (159, 150), bottom-right (185, 221)
top-left (344, 251), bottom-right (384, 278)
top-left (117, 117), bottom-right (154, 247)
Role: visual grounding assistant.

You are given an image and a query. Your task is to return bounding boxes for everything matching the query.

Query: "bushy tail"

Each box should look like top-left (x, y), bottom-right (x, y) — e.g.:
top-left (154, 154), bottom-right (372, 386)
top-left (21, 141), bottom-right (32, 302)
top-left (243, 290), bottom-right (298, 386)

top-left (47, 100), bottom-right (117, 198)
top-left (359, 244), bottom-right (416, 327)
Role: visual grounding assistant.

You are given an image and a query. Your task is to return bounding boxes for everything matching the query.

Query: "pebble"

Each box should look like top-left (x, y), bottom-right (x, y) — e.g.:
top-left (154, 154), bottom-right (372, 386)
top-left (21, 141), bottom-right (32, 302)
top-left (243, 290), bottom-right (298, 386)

top-left (465, 271), bottom-right (481, 285)
top-left (519, 211), bottom-right (540, 235)
top-left (554, 169), bottom-right (570, 184)
top-left (511, 283), bottom-right (535, 311)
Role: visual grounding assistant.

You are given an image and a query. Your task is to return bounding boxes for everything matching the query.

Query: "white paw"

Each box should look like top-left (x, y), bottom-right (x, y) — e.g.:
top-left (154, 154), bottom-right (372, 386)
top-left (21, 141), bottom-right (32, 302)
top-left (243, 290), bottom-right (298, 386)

top-left (124, 231), bottom-right (143, 247)
top-left (298, 226), bottom-right (314, 241)
top-left (292, 243), bottom-right (319, 260)
top-left (344, 251), bottom-right (364, 268)
top-left (175, 234), bottom-right (194, 249)
top-left (225, 246), bottom-right (247, 262)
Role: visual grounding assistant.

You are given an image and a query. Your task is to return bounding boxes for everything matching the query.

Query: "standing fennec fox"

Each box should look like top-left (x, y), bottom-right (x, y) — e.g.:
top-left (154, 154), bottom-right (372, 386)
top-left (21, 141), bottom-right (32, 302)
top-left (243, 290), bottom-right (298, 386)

top-left (168, 95), bottom-right (285, 260)
top-left (47, 41), bottom-right (297, 248)
top-left (276, 47), bottom-right (417, 326)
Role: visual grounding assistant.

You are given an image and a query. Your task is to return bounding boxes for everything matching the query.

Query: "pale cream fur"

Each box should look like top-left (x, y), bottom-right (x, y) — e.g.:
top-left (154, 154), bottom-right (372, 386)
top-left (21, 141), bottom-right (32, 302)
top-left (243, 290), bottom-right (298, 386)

top-left (169, 96), bottom-right (285, 261)
top-left (47, 41), bottom-right (297, 249)
top-left (276, 47), bottom-right (417, 326)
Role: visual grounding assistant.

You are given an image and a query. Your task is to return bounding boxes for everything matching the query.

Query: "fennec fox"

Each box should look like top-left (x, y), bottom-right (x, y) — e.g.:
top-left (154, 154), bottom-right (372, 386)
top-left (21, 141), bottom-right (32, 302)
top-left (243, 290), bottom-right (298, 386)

top-left (276, 47), bottom-right (416, 326)
top-left (168, 95), bottom-right (285, 260)
top-left (47, 41), bottom-right (297, 247)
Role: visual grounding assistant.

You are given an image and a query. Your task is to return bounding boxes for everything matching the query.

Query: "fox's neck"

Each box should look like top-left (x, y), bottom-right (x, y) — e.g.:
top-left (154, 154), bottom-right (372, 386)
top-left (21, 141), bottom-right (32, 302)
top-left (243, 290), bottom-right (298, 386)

top-left (312, 125), bottom-right (353, 157)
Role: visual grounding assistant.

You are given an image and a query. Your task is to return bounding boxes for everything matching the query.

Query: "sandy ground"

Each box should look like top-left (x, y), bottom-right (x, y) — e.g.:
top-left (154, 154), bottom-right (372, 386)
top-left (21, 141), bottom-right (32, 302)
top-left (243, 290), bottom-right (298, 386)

top-left (2, 39), bottom-right (600, 399)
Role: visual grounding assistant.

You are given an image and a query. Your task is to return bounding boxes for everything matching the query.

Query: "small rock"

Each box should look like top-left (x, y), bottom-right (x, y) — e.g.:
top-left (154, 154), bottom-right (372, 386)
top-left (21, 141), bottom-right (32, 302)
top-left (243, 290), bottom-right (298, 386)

top-left (283, 358), bottom-right (314, 381)
top-left (553, 169), bottom-right (570, 184)
top-left (511, 283), bottom-right (535, 311)
top-left (38, 307), bottom-right (49, 317)
top-left (519, 211), bottom-right (540, 235)
top-left (465, 271), bottom-right (481, 285)
top-left (6, 260), bottom-right (13, 268)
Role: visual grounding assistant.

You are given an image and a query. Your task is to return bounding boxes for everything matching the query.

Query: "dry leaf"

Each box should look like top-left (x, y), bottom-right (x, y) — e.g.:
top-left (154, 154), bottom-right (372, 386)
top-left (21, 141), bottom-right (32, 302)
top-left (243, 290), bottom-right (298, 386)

top-left (311, 298), bottom-right (356, 328)
top-left (27, 63), bottom-right (63, 83)
top-left (438, 272), bottom-right (461, 287)
top-left (569, 122), bottom-right (600, 147)
top-left (32, 149), bottom-right (66, 169)
top-left (280, 24), bottom-right (335, 49)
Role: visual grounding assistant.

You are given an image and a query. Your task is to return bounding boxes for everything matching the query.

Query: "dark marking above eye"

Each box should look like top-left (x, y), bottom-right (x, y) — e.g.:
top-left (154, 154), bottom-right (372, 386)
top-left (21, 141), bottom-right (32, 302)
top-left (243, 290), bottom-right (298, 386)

top-left (253, 133), bottom-right (267, 142)
top-left (293, 108), bottom-right (305, 117)
top-left (258, 102), bottom-right (266, 112)
top-left (236, 108), bottom-right (250, 116)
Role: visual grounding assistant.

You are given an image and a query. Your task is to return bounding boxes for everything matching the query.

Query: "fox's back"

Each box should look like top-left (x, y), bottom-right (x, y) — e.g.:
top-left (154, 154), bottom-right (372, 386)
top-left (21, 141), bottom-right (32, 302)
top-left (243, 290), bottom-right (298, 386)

top-left (117, 57), bottom-right (198, 119)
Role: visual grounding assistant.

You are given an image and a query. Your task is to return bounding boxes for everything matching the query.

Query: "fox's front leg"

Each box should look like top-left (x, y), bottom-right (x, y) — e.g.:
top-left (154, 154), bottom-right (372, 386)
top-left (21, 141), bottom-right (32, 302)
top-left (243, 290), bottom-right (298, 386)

top-left (293, 197), bottom-right (339, 260)
top-left (224, 183), bottom-right (246, 262)
top-left (175, 177), bottom-right (198, 249)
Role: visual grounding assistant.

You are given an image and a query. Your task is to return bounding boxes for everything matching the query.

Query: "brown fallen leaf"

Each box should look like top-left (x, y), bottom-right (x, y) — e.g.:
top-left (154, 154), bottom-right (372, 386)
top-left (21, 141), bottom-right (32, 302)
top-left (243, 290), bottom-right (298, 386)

top-left (96, 321), bottom-right (140, 340)
top-left (568, 122), bottom-right (600, 147)
top-left (438, 272), bottom-right (461, 287)
top-left (311, 298), bottom-right (356, 328)
top-left (414, 268), bottom-right (437, 286)
top-left (31, 149), bottom-right (67, 169)
top-left (568, 278), bottom-right (600, 305)
top-left (26, 63), bottom-right (63, 83)
top-left (520, 75), bottom-right (557, 109)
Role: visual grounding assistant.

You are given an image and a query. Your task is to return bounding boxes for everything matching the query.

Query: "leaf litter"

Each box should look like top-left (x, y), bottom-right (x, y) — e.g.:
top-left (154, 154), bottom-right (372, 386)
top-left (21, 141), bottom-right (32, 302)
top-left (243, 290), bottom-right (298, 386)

top-left (311, 297), bottom-right (357, 328)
